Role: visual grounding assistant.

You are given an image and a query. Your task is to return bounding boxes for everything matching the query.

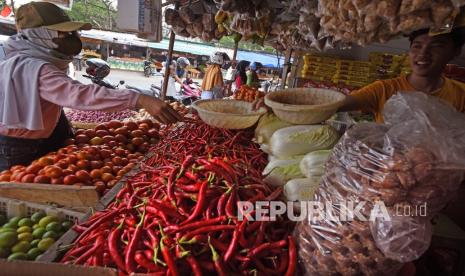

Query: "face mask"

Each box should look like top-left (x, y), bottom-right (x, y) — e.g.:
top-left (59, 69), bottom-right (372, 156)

top-left (52, 35), bottom-right (82, 56)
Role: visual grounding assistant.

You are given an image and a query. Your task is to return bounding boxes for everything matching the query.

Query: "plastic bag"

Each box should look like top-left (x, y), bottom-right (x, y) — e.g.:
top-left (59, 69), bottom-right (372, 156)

top-left (295, 92), bottom-right (465, 275)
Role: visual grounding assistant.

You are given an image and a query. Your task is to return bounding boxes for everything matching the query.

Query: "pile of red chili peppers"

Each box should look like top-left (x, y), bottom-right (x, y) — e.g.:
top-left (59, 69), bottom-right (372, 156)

top-left (61, 119), bottom-right (296, 275)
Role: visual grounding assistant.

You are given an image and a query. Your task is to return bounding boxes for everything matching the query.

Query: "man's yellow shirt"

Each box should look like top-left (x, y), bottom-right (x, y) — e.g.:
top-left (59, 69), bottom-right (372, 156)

top-left (350, 75), bottom-right (465, 123)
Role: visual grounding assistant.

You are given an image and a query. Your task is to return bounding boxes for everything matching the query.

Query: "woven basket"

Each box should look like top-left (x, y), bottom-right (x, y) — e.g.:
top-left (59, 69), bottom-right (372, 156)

top-left (70, 121), bottom-right (98, 129)
top-left (192, 100), bottom-right (267, 129)
top-left (264, 88), bottom-right (346, 124)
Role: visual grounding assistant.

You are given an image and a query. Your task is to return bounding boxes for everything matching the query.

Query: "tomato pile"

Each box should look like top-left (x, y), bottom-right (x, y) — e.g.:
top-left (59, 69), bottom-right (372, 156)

top-left (61, 119), bottom-right (296, 275)
top-left (233, 85), bottom-right (265, 102)
top-left (0, 120), bottom-right (160, 195)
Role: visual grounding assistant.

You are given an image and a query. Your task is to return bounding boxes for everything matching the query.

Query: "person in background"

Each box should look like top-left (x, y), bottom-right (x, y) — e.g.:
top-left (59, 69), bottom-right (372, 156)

top-left (235, 60), bottom-right (250, 89)
top-left (225, 60), bottom-right (237, 94)
top-left (201, 51), bottom-right (224, 93)
top-left (246, 62), bottom-right (261, 88)
top-left (0, 2), bottom-right (181, 171)
top-left (339, 27), bottom-right (465, 121)
top-left (176, 56), bottom-right (190, 79)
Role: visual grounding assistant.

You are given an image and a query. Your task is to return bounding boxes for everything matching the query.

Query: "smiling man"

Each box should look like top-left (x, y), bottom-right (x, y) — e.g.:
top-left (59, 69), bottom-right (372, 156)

top-left (340, 27), bottom-right (465, 122)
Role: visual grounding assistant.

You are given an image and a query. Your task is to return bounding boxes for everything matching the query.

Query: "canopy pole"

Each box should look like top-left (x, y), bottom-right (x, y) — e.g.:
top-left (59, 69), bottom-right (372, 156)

top-left (161, 3), bottom-right (179, 101)
top-left (232, 41), bottom-right (239, 61)
top-left (280, 48), bottom-right (292, 89)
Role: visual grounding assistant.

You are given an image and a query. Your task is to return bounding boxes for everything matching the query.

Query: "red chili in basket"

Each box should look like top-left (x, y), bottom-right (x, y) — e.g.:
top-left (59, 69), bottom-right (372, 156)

top-left (108, 224), bottom-right (126, 272)
top-left (160, 237), bottom-right (179, 276)
top-left (285, 236), bottom-right (296, 276)
top-left (125, 209), bottom-right (145, 273)
top-left (209, 240), bottom-right (227, 276)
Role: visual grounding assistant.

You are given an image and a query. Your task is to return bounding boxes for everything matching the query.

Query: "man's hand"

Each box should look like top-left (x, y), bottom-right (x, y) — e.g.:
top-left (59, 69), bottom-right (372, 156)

top-left (136, 95), bottom-right (183, 124)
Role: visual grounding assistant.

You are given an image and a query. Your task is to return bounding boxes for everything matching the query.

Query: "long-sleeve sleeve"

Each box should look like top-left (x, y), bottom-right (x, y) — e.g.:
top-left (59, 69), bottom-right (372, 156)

top-left (39, 64), bottom-right (139, 112)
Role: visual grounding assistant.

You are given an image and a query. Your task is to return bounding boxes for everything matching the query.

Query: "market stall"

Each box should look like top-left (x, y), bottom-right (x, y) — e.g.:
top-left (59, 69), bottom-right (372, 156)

top-left (1, 0), bottom-right (465, 276)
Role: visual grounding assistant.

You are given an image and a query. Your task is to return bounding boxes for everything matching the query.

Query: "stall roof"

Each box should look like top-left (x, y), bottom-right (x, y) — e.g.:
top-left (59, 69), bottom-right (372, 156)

top-left (82, 29), bottom-right (283, 67)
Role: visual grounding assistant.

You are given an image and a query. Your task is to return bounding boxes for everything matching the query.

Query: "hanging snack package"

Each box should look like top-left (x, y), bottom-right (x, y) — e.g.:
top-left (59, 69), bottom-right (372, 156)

top-left (295, 92), bottom-right (465, 275)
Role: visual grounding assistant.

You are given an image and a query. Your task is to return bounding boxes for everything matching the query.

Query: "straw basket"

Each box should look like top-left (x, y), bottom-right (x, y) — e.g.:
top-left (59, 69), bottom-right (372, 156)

top-left (264, 88), bottom-right (346, 124)
top-left (192, 100), bottom-right (267, 129)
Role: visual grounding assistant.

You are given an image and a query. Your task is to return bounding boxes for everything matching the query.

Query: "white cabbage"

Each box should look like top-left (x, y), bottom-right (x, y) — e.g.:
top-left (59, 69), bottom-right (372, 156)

top-left (254, 113), bottom-right (292, 145)
top-left (262, 157), bottom-right (304, 187)
top-left (299, 150), bottom-right (332, 178)
top-left (269, 125), bottom-right (340, 158)
top-left (284, 177), bottom-right (321, 201)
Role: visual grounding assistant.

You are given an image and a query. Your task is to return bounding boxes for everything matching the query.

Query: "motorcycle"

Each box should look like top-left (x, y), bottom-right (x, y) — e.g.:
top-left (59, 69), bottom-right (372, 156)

top-left (143, 60), bottom-right (153, 77)
top-left (84, 58), bottom-right (124, 89)
top-left (125, 84), bottom-right (161, 98)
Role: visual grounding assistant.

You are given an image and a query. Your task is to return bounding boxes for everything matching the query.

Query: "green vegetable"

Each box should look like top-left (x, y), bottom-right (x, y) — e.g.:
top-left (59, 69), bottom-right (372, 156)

top-left (42, 231), bottom-right (58, 240)
top-left (18, 232), bottom-right (33, 242)
top-left (299, 150), bottom-right (332, 178)
top-left (12, 241), bottom-right (31, 253)
top-left (37, 238), bottom-right (55, 251)
top-left (0, 231), bottom-right (18, 248)
top-left (18, 218), bottom-right (33, 228)
top-left (27, 247), bottom-right (43, 260)
top-left (254, 113), bottom-right (292, 145)
top-left (32, 228), bottom-right (46, 239)
top-left (17, 226), bottom-right (32, 234)
top-left (31, 212), bottom-right (46, 224)
top-left (263, 158), bottom-right (304, 187)
top-left (38, 216), bottom-right (58, 228)
top-left (270, 125), bottom-right (339, 158)
top-left (8, 252), bottom-right (28, 260)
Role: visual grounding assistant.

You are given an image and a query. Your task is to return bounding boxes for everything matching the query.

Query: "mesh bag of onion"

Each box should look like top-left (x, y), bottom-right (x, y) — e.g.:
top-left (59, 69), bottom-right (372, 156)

top-left (295, 92), bottom-right (465, 275)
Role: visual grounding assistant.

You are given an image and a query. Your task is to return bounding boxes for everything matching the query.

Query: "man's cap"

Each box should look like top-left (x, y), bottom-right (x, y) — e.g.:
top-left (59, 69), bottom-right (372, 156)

top-left (16, 1), bottom-right (92, 32)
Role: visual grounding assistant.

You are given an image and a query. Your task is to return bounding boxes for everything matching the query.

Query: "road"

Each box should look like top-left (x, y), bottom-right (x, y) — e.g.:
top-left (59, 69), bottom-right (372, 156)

top-left (75, 69), bottom-right (165, 91)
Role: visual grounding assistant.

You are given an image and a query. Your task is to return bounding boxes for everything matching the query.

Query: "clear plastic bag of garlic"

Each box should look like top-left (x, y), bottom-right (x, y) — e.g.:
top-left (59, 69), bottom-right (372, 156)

top-left (295, 92), bottom-right (465, 275)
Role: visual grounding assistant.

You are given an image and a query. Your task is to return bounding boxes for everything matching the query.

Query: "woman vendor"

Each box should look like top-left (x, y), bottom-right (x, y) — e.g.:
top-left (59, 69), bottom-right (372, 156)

top-left (0, 2), bottom-right (182, 171)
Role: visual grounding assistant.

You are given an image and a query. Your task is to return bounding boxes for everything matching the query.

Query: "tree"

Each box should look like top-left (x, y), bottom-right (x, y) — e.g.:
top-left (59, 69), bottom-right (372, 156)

top-left (67, 0), bottom-right (117, 30)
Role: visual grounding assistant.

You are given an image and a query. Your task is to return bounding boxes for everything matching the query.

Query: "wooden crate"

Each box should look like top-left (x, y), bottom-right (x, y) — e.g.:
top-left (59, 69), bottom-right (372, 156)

top-left (0, 183), bottom-right (100, 212)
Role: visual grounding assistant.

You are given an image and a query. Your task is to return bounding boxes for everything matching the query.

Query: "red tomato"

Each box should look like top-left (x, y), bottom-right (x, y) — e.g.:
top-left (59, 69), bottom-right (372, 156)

top-left (34, 175), bottom-right (51, 184)
top-left (67, 164), bottom-right (79, 173)
top-left (44, 165), bottom-right (63, 178)
top-left (108, 120), bottom-right (123, 129)
top-left (101, 173), bottom-right (114, 182)
top-left (75, 134), bottom-right (90, 144)
top-left (95, 130), bottom-right (109, 138)
top-left (95, 124), bottom-right (108, 131)
top-left (83, 129), bottom-right (96, 138)
top-left (90, 169), bottom-right (102, 179)
top-left (114, 126), bottom-right (129, 136)
top-left (63, 175), bottom-right (79, 185)
top-left (130, 130), bottom-right (144, 138)
top-left (0, 174), bottom-right (11, 181)
top-left (21, 173), bottom-right (36, 183)
top-left (101, 166), bottom-right (112, 174)
top-left (76, 160), bottom-right (89, 169)
top-left (26, 164), bottom-right (43, 174)
top-left (125, 122), bottom-right (138, 131)
top-left (90, 161), bottom-right (103, 169)
top-left (75, 170), bottom-right (92, 182)
top-left (38, 156), bottom-right (55, 167)
top-left (94, 181), bottom-right (107, 194)
top-left (51, 177), bottom-right (64, 185)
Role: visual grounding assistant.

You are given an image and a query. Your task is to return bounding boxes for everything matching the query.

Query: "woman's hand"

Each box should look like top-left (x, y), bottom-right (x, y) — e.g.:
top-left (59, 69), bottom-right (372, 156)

top-left (136, 95), bottom-right (183, 124)
top-left (252, 97), bottom-right (267, 111)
